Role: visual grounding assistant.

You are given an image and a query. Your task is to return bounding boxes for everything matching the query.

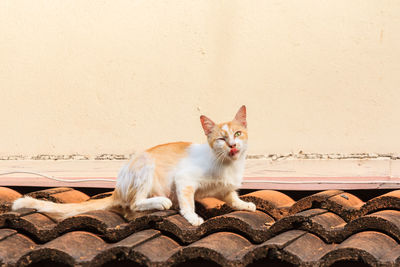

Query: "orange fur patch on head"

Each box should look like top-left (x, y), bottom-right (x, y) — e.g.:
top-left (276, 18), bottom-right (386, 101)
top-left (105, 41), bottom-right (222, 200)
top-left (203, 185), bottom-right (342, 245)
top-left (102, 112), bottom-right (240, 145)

top-left (206, 126), bottom-right (221, 148)
top-left (203, 106), bottom-right (248, 149)
top-left (226, 120), bottom-right (248, 140)
top-left (207, 121), bottom-right (248, 148)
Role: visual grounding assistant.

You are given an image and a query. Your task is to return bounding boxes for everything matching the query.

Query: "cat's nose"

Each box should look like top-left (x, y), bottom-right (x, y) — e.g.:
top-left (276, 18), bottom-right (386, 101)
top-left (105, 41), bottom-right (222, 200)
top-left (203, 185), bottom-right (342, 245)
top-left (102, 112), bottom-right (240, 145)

top-left (228, 143), bottom-right (236, 148)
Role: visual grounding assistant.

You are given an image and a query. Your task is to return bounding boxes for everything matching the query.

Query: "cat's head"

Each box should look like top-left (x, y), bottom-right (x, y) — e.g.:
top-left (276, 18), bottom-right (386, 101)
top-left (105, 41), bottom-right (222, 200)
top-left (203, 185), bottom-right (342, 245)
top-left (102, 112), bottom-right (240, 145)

top-left (200, 105), bottom-right (248, 162)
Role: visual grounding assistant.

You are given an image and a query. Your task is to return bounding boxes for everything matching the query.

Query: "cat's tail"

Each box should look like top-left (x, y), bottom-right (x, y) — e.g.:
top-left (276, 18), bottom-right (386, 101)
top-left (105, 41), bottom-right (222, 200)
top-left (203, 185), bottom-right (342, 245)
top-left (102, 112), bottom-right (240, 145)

top-left (12, 195), bottom-right (114, 220)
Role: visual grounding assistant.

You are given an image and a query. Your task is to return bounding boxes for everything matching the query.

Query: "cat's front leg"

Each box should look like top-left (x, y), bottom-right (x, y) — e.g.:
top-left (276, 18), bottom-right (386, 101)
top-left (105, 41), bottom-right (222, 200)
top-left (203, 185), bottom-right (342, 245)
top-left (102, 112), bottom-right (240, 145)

top-left (224, 191), bottom-right (256, 212)
top-left (176, 185), bottom-right (204, 226)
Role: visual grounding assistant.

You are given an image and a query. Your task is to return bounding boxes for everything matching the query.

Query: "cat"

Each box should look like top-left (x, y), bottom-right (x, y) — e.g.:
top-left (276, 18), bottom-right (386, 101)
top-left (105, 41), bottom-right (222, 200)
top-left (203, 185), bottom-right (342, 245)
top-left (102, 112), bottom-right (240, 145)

top-left (12, 105), bottom-right (256, 226)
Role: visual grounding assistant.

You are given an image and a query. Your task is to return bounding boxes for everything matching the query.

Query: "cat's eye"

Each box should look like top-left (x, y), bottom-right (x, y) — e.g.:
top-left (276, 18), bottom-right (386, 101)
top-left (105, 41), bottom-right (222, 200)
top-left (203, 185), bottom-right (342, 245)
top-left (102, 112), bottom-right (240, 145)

top-left (234, 131), bottom-right (241, 137)
top-left (217, 137), bottom-right (226, 141)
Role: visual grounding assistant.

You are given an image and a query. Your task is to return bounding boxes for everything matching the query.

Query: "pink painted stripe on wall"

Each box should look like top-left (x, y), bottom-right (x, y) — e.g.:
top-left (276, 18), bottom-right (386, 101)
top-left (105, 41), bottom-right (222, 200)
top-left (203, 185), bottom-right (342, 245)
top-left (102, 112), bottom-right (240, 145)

top-left (1, 175), bottom-right (400, 190)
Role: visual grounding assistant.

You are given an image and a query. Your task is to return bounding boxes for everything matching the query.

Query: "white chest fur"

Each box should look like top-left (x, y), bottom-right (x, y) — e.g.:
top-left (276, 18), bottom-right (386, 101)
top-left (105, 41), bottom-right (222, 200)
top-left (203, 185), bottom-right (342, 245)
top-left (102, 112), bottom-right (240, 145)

top-left (174, 143), bottom-right (246, 199)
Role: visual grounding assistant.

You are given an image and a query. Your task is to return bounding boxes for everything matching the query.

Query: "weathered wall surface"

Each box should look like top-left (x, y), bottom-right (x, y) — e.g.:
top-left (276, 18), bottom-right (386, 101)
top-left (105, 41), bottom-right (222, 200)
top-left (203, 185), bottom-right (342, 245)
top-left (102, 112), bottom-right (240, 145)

top-left (1, 1), bottom-right (399, 157)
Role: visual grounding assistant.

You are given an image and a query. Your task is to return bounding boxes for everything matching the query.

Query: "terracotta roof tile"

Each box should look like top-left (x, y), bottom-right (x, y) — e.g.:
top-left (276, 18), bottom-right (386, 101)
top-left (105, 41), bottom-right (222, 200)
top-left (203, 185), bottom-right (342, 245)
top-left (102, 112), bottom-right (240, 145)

top-left (323, 192), bottom-right (365, 222)
top-left (0, 228), bottom-right (17, 240)
top-left (345, 210), bottom-right (400, 242)
top-left (240, 190), bottom-right (295, 219)
top-left (27, 187), bottom-right (89, 203)
top-left (45, 231), bottom-right (107, 262)
top-left (0, 187), bottom-right (22, 213)
top-left (382, 246), bottom-right (400, 265)
top-left (180, 232), bottom-right (254, 266)
top-left (1, 187), bottom-right (400, 266)
top-left (131, 234), bottom-right (181, 265)
top-left (0, 230), bottom-right (36, 266)
top-left (91, 229), bottom-right (161, 266)
top-left (195, 197), bottom-right (233, 219)
top-left (157, 210), bottom-right (273, 244)
top-left (207, 210), bottom-right (272, 243)
top-left (280, 232), bottom-right (335, 265)
top-left (267, 229), bottom-right (307, 246)
top-left (289, 189), bottom-right (344, 214)
top-left (362, 190), bottom-right (400, 214)
top-left (321, 231), bottom-right (399, 266)
top-left (269, 209), bottom-right (346, 243)
top-left (0, 187), bottom-right (22, 202)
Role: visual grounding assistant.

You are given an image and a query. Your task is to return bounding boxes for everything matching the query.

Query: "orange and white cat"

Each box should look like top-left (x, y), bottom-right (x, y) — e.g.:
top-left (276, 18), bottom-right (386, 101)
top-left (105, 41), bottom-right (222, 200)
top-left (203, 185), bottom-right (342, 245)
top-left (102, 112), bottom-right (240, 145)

top-left (12, 106), bottom-right (255, 226)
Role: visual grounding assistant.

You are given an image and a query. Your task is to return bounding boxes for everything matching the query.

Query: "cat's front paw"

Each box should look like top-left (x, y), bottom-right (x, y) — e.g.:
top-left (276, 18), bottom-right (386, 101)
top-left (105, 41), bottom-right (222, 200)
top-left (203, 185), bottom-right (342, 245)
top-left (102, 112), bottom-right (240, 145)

top-left (182, 212), bottom-right (204, 226)
top-left (233, 200), bottom-right (256, 212)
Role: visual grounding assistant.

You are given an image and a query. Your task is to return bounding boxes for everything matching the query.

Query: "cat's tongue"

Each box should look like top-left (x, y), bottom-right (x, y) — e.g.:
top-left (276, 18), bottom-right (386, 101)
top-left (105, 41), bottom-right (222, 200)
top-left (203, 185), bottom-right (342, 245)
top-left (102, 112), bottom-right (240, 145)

top-left (229, 148), bottom-right (239, 157)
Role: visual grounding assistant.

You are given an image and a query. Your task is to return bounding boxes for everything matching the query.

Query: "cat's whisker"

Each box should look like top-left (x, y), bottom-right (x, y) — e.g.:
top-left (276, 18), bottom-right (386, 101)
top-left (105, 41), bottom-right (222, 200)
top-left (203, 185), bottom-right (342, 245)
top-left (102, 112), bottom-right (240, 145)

top-left (211, 151), bottom-right (223, 172)
top-left (213, 150), bottom-right (228, 173)
top-left (214, 150), bottom-right (225, 164)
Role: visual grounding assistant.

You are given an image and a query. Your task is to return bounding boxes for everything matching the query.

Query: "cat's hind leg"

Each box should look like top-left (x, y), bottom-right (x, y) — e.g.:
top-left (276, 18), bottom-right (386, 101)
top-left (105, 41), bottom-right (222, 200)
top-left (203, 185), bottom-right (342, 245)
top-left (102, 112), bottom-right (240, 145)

top-left (115, 154), bottom-right (172, 212)
top-left (135, 196), bottom-right (172, 211)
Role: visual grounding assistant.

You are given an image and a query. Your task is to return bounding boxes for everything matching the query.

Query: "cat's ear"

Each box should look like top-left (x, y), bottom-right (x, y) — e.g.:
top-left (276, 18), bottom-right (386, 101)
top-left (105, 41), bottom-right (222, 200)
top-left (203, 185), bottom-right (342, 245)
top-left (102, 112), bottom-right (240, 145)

top-left (200, 115), bottom-right (215, 135)
top-left (234, 105), bottom-right (247, 128)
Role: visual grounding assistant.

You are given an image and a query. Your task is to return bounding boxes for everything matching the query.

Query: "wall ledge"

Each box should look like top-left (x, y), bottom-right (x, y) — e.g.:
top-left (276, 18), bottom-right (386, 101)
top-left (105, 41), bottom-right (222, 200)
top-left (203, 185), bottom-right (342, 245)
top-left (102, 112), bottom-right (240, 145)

top-left (1, 157), bottom-right (400, 190)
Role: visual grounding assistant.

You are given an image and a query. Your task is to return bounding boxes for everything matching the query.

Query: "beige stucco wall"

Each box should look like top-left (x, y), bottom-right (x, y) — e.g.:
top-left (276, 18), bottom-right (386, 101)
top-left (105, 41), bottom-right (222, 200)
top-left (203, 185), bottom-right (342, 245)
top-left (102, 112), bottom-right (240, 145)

top-left (1, 0), bottom-right (399, 157)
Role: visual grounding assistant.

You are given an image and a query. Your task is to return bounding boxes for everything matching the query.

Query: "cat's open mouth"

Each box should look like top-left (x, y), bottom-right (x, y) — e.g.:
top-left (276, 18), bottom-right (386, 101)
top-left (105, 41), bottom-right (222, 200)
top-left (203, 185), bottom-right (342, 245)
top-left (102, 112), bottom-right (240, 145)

top-left (229, 148), bottom-right (239, 157)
